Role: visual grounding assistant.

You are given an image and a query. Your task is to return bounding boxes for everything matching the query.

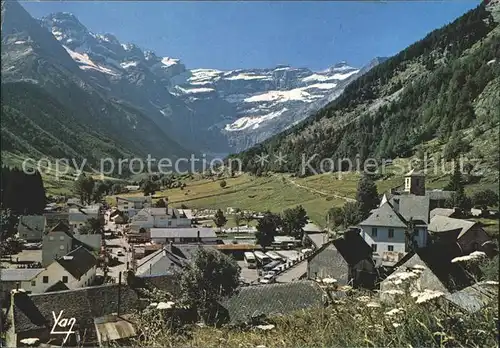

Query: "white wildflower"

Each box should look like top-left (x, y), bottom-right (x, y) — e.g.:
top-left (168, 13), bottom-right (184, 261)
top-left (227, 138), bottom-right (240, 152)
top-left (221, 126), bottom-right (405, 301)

top-left (156, 301), bottom-right (175, 309)
top-left (480, 280), bottom-right (499, 286)
top-left (386, 271), bottom-right (419, 283)
top-left (382, 289), bottom-right (404, 295)
top-left (392, 323), bottom-right (401, 328)
top-left (256, 324), bottom-right (275, 331)
top-left (451, 251), bottom-right (487, 263)
top-left (385, 308), bottom-right (404, 317)
top-left (366, 302), bottom-right (381, 308)
top-left (149, 302), bottom-right (158, 307)
top-left (322, 277), bottom-right (337, 284)
top-left (410, 291), bottom-right (421, 298)
top-left (415, 290), bottom-right (445, 304)
top-left (20, 338), bottom-right (39, 346)
top-left (256, 345), bottom-right (267, 348)
top-left (412, 264), bottom-right (426, 270)
top-left (356, 296), bottom-right (371, 302)
top-left (367, 324), bottom-right (384, 331)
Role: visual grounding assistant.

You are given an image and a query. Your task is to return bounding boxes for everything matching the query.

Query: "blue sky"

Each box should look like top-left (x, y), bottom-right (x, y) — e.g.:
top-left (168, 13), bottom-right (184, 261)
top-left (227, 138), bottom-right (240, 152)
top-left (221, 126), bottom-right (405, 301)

top-left (22, 1), bottom-right (479, 71)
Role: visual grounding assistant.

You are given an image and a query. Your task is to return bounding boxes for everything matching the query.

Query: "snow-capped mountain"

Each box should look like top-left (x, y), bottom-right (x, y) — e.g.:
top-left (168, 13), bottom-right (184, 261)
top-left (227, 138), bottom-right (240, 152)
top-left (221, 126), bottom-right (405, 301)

top-left (33, 10), bottom-right (381, 154)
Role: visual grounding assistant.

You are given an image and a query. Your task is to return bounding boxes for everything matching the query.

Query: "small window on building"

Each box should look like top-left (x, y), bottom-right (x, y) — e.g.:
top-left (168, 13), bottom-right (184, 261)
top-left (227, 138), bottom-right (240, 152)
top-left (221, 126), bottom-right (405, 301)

top-left (31, 280), bottom-right (36, 286)
top-left (371, 244), bottom-right (377, 252)
top-left (371, 228), bottom-right (378, 237)
top-left (43, 276), bottom-right (49, 283)
top-left (59, 245), bottom-right (64, 250)
top-left (62, 276), bottom-right (68, 283)
top-left (388, 245), bottom-right (394, 252)
top-left (414, 229), bottom-right (419, 236)
top-left (388, 229), bottom-right (394, 238)
top-left (59, 236), bottom-right (64, 240)
top-left (49, 236), bottom-right (54, 241)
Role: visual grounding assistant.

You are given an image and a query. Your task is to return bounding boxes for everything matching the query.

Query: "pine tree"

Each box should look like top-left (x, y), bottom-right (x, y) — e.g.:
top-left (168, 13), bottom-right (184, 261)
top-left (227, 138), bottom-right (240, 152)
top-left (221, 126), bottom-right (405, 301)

top-left (356, 174), bottom-right (379, 220)
top-left (213, 209), bottom-right (227, 232)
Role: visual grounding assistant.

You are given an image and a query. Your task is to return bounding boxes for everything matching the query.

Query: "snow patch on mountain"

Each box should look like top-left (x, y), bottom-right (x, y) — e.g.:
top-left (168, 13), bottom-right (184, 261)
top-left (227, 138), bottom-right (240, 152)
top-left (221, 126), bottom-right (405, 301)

top-left (244, 88), bottom-right (318, 103)
top-left (225, 108), bottom-right (289, 131)
top-left (174, 86), bottom-right (215, 94)
top-left (63, 45), bottom-right (118, 75)
top-left (304, 83), bottom-right (338, 90)
top-left (331, 70), bottom-right (360, 80)
top-left (225, 73), bottom-right (272, 81)
top-left (161, 57), bottom-right (180, 67)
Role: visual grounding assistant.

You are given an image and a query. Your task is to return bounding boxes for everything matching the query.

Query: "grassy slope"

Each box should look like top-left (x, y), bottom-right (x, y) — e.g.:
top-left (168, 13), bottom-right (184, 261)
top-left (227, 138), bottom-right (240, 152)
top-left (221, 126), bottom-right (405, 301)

top-left (107, 149), bottom-right (498, 228)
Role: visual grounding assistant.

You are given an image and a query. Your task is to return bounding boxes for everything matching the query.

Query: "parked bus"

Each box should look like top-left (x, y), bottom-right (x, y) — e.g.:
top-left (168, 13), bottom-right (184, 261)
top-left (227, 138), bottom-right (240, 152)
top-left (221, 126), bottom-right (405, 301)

top-left (263, 260), bottom-right (281, 272)
top-left (266, 251), bottom-right (284, 262)
top-left (244, 252), bottom-right (257, 269)
top-left (253, 251), bottom-right (271, 265)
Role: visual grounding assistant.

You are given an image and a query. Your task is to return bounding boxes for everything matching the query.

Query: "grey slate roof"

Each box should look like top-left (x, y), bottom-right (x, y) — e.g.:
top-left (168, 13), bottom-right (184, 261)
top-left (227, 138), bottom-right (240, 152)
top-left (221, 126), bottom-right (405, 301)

top-left (45, 281), bottom-right (70, 292)
top-left (388, 243), bottom-right (476, 292)
top-left (445, 283), bottom-right (498, 313)
top-left (135, 244), bottom-right (215, 276)
top-left (307, 242), bottom-right (349, 284)
top-left (18, 215), bottom-right (46, 235)
top-left (430, 208), bottom-right (459, 220)
top-left (359, 202), bottom-right (407, 228)
top-left (12, 284), bottom-right (142, 343)
top-left (306, 233), bottom-right (329, 248)
top-left (0, 269), bottom-right (44, 282)
top-left (221, 281), bottom-right (325, 324)
top-left (390, 195), bottom-right (430, 223)
top-left (428, 216), bottom-right (477, 238)
top-left (56, 246), bottom-right (97, 279)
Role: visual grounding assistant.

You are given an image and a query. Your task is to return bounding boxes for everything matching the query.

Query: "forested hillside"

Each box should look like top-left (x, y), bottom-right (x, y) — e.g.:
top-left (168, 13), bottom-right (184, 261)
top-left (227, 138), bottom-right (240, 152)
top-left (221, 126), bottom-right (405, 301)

top-left (235, 2), bottom-right (500, 175)
top-left (1, 82), bottom-right (189, 166)
top-left (1, 0), bottom-right (190, 168)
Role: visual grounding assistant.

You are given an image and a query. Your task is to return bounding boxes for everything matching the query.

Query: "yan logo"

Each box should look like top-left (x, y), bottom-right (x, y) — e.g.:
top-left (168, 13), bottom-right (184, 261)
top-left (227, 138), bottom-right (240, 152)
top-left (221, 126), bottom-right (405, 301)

top-left (51, 310), bottom-right (76, 344)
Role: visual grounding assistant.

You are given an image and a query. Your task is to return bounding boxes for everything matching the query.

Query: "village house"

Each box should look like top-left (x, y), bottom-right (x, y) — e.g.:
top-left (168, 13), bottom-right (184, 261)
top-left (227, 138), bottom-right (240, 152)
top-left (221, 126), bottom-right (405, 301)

top-left (1, 246), bottom-right (97, 302)
top-left (130, 207), bottom-right (191, 230)
top-left (379, 242), bottom-right (483, 303)
top-left (115, 196), bottom-right (152, 217)
top-left (132, 244), bottom-right (217, 294)
top-left (359, 199), bottom-right (428, 267)
top-left (150, 228), bottom-right (217, 244)
top-left (43, 211), bottom-right (69, 230)
top-left (24, 246), bottom-right (98, 293)
top-left (42, 221), bottom-right (100, 267)
top-left (0, 269), bottom-right (45, 305)
top-left (108, 208), bottom-right (127, 224)
top-left (428, 215), bottom-right (496, 256)
top-left (381, 170), bottom-right (454, 211)
top-left (362, 171), bottom-right (436, 265)
top-left (6, 283), bottom-right (142, 347)
top-left (307, 228), bottom-right (378, 289)
top-left (68, 204), bottom-right (102, 231)
top-left (17, 215), bottom-right (46, 242)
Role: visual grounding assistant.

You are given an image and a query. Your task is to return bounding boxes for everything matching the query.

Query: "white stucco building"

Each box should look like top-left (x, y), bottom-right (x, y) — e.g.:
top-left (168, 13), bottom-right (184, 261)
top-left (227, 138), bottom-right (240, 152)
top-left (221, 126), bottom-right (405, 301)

top-left (2, 246), bottom-right (97, 294)
top-left (130, 207), bottom-right (191, 230)
top-left (359, 201), bottom-right (428, 265)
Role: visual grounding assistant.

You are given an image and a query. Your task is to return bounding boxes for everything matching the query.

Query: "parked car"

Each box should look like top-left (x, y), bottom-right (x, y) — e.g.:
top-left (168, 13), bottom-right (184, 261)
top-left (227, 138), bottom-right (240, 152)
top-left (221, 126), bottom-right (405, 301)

top-left (260, 274), bottom-right (275, 284)
top-left (116, 250), bottom-right (125, 257)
